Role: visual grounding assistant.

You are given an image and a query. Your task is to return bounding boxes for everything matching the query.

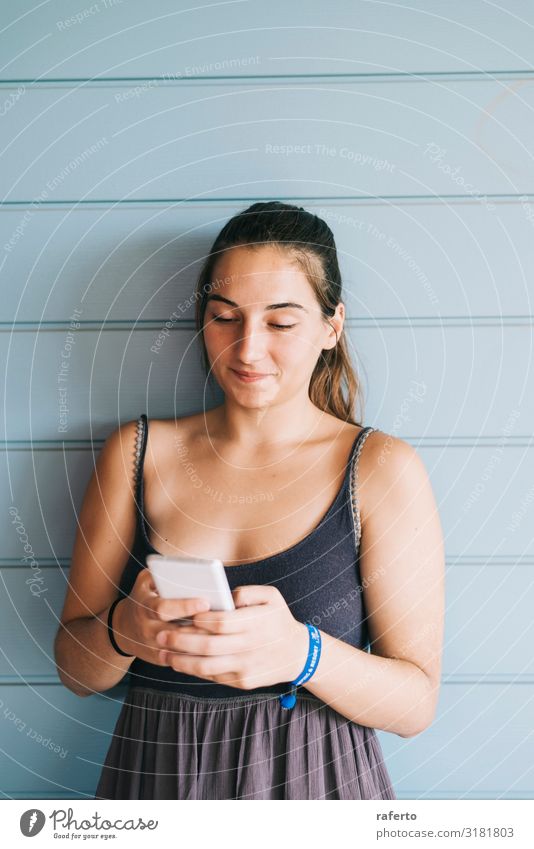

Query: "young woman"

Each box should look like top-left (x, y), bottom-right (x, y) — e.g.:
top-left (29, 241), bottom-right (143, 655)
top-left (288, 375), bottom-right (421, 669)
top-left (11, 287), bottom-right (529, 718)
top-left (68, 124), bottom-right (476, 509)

top-left (54, 201), bottom-right (444, 800)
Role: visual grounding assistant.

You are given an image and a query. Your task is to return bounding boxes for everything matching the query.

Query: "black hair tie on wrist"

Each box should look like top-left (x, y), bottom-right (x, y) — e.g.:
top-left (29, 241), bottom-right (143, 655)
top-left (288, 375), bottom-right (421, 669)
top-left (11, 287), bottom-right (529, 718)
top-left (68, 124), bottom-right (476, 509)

top-left (107, 597), bottom-right (135, 657)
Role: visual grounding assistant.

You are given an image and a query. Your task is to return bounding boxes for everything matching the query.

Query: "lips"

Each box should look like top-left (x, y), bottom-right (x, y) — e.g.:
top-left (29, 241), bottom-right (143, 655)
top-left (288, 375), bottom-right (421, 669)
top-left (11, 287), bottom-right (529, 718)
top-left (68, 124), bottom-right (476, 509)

top-left (230, 368), bottom-right (273, 382)
top-left (232, 369), bottom-right (269, 377)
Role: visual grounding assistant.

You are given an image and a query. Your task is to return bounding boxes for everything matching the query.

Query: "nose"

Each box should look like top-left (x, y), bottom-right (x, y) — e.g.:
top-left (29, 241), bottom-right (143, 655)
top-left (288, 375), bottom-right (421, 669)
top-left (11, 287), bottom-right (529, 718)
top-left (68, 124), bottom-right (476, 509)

top-left (232, 322), bottom-right (268, 364)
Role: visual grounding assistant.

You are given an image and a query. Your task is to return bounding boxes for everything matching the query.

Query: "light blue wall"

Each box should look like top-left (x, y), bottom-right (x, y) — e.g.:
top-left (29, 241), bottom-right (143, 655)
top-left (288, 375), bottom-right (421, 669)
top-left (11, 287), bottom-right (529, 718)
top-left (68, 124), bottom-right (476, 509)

top-left (1, 0), bottom-right (533, 799)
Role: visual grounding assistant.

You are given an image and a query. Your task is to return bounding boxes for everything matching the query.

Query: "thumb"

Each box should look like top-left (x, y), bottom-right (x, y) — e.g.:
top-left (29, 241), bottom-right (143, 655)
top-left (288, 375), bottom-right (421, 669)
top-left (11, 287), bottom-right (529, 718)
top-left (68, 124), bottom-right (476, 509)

top-left (141, 568), bottom-right (157, 594)
top-left (232, 584), bottom-right (275, 608)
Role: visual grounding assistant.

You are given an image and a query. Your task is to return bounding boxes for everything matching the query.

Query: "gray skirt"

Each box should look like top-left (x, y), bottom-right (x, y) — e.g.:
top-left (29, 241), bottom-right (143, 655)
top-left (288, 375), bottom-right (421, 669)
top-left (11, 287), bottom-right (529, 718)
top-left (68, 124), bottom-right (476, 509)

top-left (94, 686), bottom-right (396, 800)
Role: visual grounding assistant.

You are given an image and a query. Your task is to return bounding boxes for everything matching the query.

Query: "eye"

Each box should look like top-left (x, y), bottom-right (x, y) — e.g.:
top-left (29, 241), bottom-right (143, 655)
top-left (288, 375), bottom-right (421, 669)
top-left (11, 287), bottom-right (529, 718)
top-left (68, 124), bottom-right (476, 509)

top-left (212, 316), bottom-right (296, 331)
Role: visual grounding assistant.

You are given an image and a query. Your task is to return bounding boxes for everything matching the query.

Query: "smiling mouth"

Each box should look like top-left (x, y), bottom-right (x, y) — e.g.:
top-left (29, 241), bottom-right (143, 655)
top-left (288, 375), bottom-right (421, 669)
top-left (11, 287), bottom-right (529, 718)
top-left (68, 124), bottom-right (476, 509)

top-left (230, 368), bottom-right (273, 381)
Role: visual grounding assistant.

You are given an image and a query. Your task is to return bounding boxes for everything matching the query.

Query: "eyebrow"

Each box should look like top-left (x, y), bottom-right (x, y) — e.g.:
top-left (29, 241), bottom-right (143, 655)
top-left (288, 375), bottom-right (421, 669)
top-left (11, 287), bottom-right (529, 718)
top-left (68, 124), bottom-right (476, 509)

top-left (206, 294), bottom-right (308, 313)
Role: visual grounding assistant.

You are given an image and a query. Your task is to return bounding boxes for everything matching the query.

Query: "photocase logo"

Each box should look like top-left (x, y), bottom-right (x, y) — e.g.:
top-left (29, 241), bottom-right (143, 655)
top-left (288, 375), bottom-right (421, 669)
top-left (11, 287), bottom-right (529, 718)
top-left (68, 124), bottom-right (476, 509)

top-left (20, 809), bottom-right (46, 836)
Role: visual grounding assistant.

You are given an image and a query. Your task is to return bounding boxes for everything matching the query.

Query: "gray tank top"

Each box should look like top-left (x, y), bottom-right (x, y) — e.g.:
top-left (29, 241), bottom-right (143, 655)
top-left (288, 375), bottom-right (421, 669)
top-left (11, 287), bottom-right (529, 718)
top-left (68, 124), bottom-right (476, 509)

top-left (118, 414), bottom-right (378, 697)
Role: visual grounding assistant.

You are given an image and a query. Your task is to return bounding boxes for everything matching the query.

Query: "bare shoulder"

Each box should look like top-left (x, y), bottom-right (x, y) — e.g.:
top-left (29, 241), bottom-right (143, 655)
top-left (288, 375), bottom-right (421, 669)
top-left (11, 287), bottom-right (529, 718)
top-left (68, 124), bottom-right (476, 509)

top-left (141, 412), bottom-right (205, 475)
top-left (359, 428), bottom-right (421, 469)
top-left (80, 415), bottom-right (145, 525)
top-left (145, 411), bottom-right (205, 441)
top-left (357, 430), bottom-right (430, 524)
top-left (98, 417), bottom-right (142, 491)
top-left (57, 417), bottom-right (144, 628)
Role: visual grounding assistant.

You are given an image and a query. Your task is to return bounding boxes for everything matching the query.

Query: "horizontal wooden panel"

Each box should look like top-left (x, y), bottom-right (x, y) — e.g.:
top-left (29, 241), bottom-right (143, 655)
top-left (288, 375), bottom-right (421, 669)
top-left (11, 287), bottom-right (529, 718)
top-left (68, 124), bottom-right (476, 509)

top-left (358, 324), bottom-right (531, 440)
top-left (1, 0), bottom-right (533, 79)
top-left (0, 682), bottom-right (532, 796)
top-left (2, 199), bottom-right (533, 323)
top-left (378, 682), bottom-right (534, 796)
top-left (2, 563), bottom-right (534, 680)
top-left (443, 564), bottom-right (534, 678)
top-left (0, 325), bottom-right (532, 441)
top-left (0, 683), bottom-right (124, 797)
top-left (1, 442), bottom-right (533, 561)
top-left (1, 78), bottom-right (533, 201)
top-left (0, 327), bottom-right (224, 441)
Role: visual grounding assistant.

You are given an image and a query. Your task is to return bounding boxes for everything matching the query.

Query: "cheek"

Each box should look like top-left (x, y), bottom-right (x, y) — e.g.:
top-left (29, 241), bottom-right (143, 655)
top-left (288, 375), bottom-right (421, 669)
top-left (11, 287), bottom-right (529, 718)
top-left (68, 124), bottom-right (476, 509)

top-left (285, 333), bottom-right (322, 363)
top-left (271, 333), bottom-right (320, 365)
top-left (203, 326), bottom-right (225, 356)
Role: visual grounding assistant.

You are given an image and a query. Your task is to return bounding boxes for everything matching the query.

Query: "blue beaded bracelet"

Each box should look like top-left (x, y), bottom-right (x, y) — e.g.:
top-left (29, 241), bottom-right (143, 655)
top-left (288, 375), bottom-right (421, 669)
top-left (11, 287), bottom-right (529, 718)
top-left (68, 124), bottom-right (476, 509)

top-left (279, 622), bottom-right (322, 710)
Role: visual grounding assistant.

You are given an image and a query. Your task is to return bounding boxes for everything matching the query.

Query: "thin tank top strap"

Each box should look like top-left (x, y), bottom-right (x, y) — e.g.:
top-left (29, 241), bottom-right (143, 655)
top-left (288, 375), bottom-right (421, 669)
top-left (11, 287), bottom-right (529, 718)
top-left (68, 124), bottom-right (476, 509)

top-left (133, 413), bottom-right (149, 521)
top-left (348, 426), bottom-right (379, 550)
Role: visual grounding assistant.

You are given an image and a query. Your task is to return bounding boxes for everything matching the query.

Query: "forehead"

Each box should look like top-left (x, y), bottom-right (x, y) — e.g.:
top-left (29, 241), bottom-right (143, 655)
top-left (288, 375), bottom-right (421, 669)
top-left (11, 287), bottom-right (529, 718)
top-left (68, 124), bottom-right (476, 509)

top-left (211, 245), bottom-right (313, 300)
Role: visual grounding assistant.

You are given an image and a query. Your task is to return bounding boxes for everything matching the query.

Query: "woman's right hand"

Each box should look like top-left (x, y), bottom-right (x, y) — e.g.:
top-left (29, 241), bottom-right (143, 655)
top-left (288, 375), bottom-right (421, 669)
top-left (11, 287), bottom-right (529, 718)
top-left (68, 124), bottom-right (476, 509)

top-left (112, 569), bottom-right (210, 666)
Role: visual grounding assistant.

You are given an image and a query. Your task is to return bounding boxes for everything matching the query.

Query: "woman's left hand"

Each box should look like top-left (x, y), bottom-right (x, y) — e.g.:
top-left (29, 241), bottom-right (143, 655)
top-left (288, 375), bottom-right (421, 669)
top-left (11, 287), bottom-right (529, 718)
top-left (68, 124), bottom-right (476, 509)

top-left (156, 585), bottom-right (310, 689)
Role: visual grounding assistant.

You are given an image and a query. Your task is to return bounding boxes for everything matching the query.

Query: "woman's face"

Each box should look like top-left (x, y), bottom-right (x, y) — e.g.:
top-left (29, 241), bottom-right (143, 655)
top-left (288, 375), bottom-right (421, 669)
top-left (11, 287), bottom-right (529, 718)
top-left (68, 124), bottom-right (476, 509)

top-left (202, 244), bottom-right (343, 408)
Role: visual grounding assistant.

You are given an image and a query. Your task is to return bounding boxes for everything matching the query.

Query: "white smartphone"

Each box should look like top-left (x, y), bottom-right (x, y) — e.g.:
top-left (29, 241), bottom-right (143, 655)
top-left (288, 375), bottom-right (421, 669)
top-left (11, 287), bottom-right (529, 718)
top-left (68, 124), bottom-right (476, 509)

top-left (146, 554), bottom-right (235, 625)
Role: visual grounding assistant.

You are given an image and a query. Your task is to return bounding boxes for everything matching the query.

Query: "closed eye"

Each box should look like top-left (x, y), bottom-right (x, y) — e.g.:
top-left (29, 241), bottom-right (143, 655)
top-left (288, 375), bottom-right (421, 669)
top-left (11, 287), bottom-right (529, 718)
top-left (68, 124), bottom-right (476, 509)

top-left (212, 317), bottom-right (296, 330)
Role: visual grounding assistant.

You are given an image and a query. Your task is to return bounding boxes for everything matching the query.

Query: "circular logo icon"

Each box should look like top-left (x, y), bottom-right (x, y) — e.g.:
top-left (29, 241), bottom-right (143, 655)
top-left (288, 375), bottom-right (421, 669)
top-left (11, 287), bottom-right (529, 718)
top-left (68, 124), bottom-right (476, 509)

top-left (20, 809), bottom-right (46, 837)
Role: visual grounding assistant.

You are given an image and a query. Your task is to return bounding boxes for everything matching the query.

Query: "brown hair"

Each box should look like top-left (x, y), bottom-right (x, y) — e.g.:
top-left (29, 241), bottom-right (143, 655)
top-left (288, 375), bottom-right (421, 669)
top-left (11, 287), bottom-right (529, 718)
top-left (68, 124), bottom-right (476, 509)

top-left (194, 201), bottom-right (363, 426)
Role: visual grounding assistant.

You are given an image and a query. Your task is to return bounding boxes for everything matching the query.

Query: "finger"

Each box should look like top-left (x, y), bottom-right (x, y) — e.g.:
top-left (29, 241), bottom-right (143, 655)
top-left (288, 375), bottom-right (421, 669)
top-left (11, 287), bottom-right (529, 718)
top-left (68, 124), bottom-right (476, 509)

top-left (158, 630), bottom-right (245, 656)
top-left (165, 653), bottom-right (240, 678)
top-left (192, 605), bottom-right (267, 633)
top-left (232, 584), bottom-right (278, 608)
top-left (211, 671), bottom-right (240, 686)
top-left (138, 571), bottom-right (161, 604)
top-left (163, 623), bottom-right (212, 636)
top-left (141, 569), bottom-right (158, 592)
top-left (138, 595), bottom-right (162, 617)
top-left (153, 596), bottom-right (211, 622)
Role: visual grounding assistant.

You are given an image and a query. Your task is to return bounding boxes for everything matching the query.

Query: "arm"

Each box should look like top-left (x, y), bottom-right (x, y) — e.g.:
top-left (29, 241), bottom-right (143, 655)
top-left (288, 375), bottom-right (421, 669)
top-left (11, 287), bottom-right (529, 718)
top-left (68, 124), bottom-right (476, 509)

top-left (53, 420), bottom-right (140, 697)
top-left (301, 432), bottom-right (445, 738)
top-left (55, 602), bottom-right (135, 697)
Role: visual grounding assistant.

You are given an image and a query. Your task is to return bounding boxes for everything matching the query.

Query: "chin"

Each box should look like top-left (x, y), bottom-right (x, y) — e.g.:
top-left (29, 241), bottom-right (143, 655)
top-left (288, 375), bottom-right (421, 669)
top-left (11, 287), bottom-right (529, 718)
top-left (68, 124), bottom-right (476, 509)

top-left (229, 388), bottom-right (277, 404)
top-left (223, 379), bottom-right (279, 403)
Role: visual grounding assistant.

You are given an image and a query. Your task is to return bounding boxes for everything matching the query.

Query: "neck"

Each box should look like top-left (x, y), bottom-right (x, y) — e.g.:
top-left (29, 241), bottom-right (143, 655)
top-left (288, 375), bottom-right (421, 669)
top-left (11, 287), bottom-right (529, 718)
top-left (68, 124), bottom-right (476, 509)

top-left (209, 395), bottom-right (328, 450)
